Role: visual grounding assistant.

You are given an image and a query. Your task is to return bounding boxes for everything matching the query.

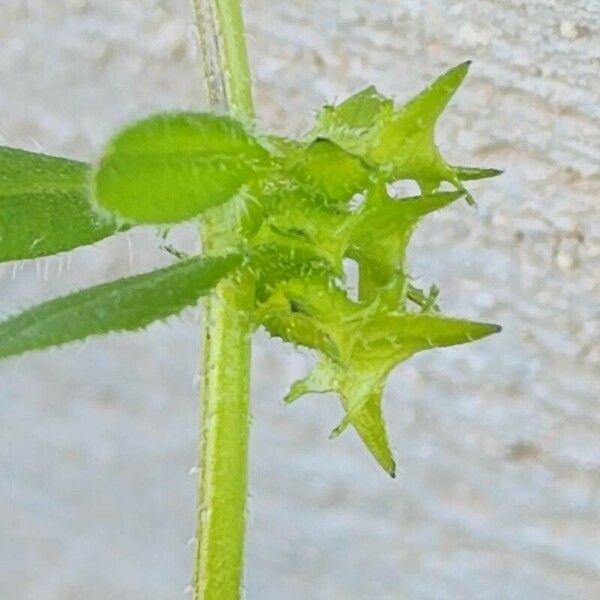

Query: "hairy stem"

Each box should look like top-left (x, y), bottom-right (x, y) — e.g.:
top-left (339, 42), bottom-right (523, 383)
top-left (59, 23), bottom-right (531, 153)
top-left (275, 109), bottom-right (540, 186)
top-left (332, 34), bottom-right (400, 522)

top-left (211, 0), bottom-right (255, 121)
top-left (193, 251), bottom-right (253, 600)
top-left (192, 0), bottom-right (255, 121)
top-left (191, 0), bottom-right (255, 598)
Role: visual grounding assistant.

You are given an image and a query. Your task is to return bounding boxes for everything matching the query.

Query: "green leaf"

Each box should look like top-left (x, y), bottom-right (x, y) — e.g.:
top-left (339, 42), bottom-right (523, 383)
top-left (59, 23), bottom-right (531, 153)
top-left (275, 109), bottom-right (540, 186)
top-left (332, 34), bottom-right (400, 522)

top-left (94, 113), bottom-right (271, 224)
top-left (0, 253), bottom-right (240, 360)
top-left (407, 283), bottom-right (440, 312)
top-left (341, 391), bottom-right (395, 477)
top-left (308, 64), bottom-right (502, 206)
top-left (0, 147), bottom-right (122, 262)
top-left (245, 146), bottom-right (366, 270)
top-left (267, 274), bottom-right (500, 475)
top-left (284, 358), bottom-right (396, 477)
top-left (346, 188), bottom-right (463, 307)
top-left (249, 244), bottom-right (337, 302)
top-left (369, 62), bottom-right (471, 185)
top-left (259, 306), bottom-right (338, 359)
top-left (316, 314), bottom-right (498, 475)
top-left (349, 191), bottom-right (463, 249)
top-left (288, 139), bottom-right (371, 205)
top-left (311, 85), bottom-right (394, 155)
top-left (452, 165), bottom-right (503, 181)
top-left (355, 313), bottom-right (501, 361)
top-left (324, 85), bottom-right (393, 130)
top-left (333, 313), bottom-right (500, 428)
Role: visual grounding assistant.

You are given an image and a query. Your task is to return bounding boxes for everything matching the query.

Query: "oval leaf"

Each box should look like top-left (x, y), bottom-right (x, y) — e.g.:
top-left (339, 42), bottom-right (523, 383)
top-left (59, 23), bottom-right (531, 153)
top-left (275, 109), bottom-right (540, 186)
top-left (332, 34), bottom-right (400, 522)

top-left (0, 253), bottom-right (240, 360)
top-left (0, 147), bottom-right (121, 262)
top-left (94, 113), bottom-right (271, 224)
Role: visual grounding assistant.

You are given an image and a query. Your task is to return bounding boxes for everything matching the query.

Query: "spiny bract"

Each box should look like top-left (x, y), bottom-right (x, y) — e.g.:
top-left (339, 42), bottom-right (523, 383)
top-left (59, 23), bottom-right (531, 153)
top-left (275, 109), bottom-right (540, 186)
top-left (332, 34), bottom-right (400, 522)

top-left (0, 62), bottom-right (501, 475)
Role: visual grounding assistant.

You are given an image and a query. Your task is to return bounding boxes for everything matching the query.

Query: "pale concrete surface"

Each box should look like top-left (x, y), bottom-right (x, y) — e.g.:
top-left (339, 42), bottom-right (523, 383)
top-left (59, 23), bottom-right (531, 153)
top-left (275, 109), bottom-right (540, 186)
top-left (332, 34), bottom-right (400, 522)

top-left (0, 1), bottom-right (599, 599)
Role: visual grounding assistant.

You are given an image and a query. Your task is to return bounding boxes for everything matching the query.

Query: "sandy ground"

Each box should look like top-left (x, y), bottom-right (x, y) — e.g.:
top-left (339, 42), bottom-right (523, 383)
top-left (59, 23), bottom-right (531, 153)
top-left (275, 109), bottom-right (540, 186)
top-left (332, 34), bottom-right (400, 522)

top-left (1, 1), bottom-right (599, 599)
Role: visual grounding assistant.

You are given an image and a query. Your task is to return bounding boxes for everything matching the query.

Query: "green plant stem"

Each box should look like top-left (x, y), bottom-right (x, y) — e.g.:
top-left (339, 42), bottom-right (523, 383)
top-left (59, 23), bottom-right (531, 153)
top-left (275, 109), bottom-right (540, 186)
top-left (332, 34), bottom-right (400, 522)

top-left (192, 0), bottom-right (255, 122)
top-left (193, 244), bottom-right (253, 600)
top-left (211, 0), bottom-right (255, 121)
top-left (191, 0), bottom-right (255, 598)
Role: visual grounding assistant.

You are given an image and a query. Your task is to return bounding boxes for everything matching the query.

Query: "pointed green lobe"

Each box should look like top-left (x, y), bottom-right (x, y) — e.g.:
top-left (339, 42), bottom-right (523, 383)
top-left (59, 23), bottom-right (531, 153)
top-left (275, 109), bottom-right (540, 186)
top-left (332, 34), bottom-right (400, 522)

top-left (264, 276), bottom-right (500, 475)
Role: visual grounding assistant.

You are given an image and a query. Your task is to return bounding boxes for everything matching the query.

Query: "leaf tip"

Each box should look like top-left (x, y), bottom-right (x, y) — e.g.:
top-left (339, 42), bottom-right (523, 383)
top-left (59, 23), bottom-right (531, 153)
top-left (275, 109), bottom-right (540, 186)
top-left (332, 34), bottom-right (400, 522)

top-left (477, 322), bottom-right (503, 339)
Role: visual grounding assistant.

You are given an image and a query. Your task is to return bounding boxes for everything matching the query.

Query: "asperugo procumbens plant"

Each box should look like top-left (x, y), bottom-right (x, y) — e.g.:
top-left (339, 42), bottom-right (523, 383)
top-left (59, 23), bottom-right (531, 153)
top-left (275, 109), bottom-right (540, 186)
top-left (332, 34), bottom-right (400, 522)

top-left (0, 0), bottom-right (501, 598)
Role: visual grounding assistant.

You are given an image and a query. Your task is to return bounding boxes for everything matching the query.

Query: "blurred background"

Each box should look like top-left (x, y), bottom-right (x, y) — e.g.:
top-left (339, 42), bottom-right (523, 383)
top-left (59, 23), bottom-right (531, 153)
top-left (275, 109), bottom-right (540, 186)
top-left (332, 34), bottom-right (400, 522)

top-left (1, 1), bottom-right (598, 598)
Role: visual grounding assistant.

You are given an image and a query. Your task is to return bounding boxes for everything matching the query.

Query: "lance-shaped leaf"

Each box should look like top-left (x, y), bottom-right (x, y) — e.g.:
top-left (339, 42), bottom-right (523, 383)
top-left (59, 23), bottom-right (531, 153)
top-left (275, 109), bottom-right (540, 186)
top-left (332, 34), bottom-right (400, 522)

top-left (94, 113), bottom-right (271, 224)
top-left (346, 391), bottom-right (395, 476)
top-left (0, 253), bottom-right (240, 360)
top-left (452, 165), bottom-right (503, 181)
top-left (0, 147), bottom-right (122, 262)
top-left (354, 313), bottom-right (501, 364)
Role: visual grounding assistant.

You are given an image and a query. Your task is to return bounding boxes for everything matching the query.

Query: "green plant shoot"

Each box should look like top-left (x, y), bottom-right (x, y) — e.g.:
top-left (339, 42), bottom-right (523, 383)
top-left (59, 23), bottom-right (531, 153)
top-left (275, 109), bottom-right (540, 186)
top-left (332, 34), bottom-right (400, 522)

top-left (0, 2), bottom-right (501, 598)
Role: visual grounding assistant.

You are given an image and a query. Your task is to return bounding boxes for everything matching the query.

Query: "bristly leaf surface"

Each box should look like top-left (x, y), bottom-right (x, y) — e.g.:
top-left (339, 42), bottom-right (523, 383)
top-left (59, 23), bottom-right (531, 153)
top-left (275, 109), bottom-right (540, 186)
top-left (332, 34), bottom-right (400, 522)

top-left (0, 62), bottom-right (501, 475)
top-left (0, 254), bottom-right (240, 360)
top-left (94, 113), bottom-right (271, 224)
top-left (310, 63), bottom-right (501, 197)
top-left (0, 147), bottom-right (122, 262)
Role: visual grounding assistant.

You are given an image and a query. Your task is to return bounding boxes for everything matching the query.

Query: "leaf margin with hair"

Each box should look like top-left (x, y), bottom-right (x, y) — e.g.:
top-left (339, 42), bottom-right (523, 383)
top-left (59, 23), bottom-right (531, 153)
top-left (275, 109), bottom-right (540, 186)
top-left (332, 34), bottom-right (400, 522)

top-left (93, 112), bottom-right (272, 225)
top-left (0, 147), bottom-right (123, 262)
top-left (309, 63), bottom-right (501, 197)
top-left (266, 275), bottom-right (500, 475)
top-left (0, 253), bottom-right (241, 360)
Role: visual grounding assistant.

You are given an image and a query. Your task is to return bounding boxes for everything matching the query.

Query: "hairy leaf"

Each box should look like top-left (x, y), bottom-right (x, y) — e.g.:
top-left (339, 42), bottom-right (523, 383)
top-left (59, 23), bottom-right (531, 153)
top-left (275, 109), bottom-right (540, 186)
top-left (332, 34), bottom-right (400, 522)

top-left (248, 244), bottom-right (336, 302)
top-left (266, 276), bottom-right (500, 475)
top-left (346, 188), bottom-right (463, 307)
top-left (0, 253), bottom-right (240, 360)
top-left (288, 139), bottom-right (371, 205)
top-left (94, 113), bottom-right (271, 224)
top-left (285, 359), bottom-right (396, 476)
top-left (349, 190), bottom-right (463, 250)
top-left (310, 63), bottom-right (501, 201)
top-left (311, 85), bottom-right (394, 155)
top-left (369, 62), bottom-right (470, 186)
top-left (344, 392), bottom-right (395, 476)
top-left (354, 313), bottom-right (501, 362)
top-left (0, 65), bottom-right (502, 477)
top-left (259, 306), bottom-right (338, 359)
top-left (0, 147), bottom-right (121, 261)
